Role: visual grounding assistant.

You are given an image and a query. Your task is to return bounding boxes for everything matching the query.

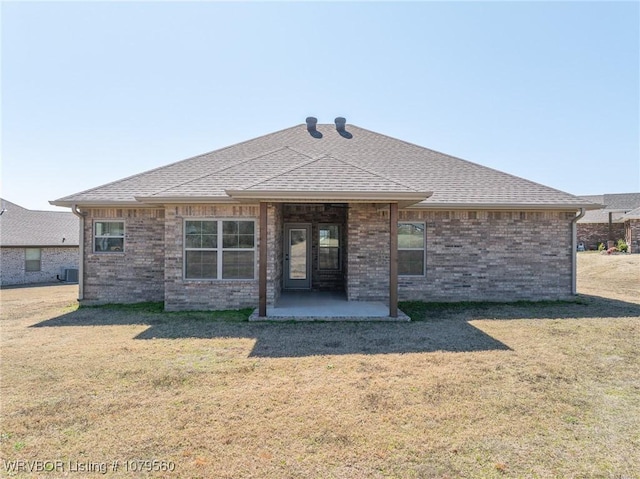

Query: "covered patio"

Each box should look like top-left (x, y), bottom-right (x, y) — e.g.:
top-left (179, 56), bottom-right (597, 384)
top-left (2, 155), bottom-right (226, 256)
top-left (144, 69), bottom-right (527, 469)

top-left (249, 291), bottom-right (410, 321)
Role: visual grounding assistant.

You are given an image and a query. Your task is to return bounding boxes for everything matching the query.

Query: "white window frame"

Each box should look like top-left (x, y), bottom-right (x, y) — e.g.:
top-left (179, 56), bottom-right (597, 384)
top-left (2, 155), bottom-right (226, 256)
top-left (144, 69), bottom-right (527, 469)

top-left (318, 223), bottom-right (341, 271)
top-left (25, 248), bottom-right (41, 272)
top-left (398, 221), bottom-right (426, 277)
top-left (183, 218), bottom-right (257, 281)
top-left (93, 220), bottom-right (125, 253)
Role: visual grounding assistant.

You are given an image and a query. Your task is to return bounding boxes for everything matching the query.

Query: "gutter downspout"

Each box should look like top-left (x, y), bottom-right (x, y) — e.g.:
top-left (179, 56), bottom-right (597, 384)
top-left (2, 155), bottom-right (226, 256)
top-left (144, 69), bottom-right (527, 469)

top-left (571, 208), bottom-right (586, 295)
top-left (71, 205), bottom-right (85, 301)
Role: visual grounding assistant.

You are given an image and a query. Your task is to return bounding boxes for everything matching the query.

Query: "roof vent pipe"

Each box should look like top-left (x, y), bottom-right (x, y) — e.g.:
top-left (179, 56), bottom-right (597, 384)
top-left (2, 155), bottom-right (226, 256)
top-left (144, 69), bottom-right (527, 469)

top-left (306, 117), bottom-right (318, 132)
top-left (335, 117), bottom-right (346, 132)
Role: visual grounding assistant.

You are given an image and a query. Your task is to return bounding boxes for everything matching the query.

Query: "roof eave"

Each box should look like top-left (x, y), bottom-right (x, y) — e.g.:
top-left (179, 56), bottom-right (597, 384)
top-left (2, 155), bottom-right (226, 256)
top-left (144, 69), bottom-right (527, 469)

top-left (406, 202), bottom-right (600, 211)
top-left (49, 200), bottom-right (145, 208)
top-left (224, 189), bottom-right (433, 208)
top-left (134, 196), bottom-right (239, 205)
top-left (0, 243), bottom-right (80, 248)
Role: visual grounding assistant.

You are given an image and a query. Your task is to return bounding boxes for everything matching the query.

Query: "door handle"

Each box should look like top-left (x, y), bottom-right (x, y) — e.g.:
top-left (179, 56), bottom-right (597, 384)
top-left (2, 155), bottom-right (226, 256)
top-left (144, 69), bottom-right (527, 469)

top-left (285, 254), bottom-right (289, 261)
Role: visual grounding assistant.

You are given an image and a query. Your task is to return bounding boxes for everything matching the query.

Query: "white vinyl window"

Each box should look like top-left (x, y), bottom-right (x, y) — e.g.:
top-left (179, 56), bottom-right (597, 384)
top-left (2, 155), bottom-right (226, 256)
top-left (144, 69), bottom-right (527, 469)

top-left (398, 222), bottom-right (425, 276)
top-left (25, 248), bottom-right (41, 272)
top-left (94, 221), bottom-right (125, 252)
top-left (184, 219), bottom-right (255, 280)
top-left (318, 224), bottom-right (341, 270)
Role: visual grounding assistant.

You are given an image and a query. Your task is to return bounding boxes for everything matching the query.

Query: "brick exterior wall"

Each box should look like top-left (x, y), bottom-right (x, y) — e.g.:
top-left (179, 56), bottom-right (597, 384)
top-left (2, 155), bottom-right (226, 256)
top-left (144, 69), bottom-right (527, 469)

top-left (397, 210), bottom-right (576, 302)
top-left (267, 203), bottom-right (283, 306)
top-left (346, 204), bottom-right (390, 301)
top-left (82, 208), bottom-right (165, 304)
top-left (164, 204), bottom-right (260, 311)
top-left (626, 219), bottom-right (640, 253)
top-left (0, 246), bottom-right (78, 286)
top-left (76, 203), bottom-right (578, 310)
top-left (577, 222), bottom-right (625, 250)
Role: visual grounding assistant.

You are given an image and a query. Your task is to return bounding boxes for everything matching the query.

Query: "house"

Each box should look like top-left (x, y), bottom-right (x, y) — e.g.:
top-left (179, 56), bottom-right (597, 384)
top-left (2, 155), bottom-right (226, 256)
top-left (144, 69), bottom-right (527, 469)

top-left (50, 118), bottom-right (597, 317)
top-left (624, 207), bottom-right (640, 253)
top-left (577, 193), bottom-right (640, 252)
top-left (0, 199), bottom-right (79, 286)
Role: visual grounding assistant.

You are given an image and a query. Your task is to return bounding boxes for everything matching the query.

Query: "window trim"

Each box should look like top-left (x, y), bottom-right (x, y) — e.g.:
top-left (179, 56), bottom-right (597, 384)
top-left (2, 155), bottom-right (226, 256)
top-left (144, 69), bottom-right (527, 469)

top-left (318, 223), bottom-right (341, 271)
top-left (398, 221), bottom-right (426, 277)
top-left (93, 220), bottom-right (125, 253)
top-left (183, 218), bottom-right (257, 281)
top-left (25, 248), bottom-right (41, 272)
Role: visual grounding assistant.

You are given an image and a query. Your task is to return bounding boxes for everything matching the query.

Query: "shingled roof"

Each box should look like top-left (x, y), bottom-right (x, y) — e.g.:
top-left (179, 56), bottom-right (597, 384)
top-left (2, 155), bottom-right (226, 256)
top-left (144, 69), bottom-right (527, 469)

top-left (623, 207), bottom-right (640, 220)
top-left (51, 122), bottom-right (596, 210)
top-left (0, 199), bottom-right (79, 247)
top-left (577, 193), bottom-right (640, 224)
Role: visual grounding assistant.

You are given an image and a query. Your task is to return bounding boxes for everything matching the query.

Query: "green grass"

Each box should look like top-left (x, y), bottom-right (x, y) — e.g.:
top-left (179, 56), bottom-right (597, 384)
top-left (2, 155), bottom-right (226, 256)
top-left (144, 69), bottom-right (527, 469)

top-left (83, 301), bottom-right (166, 313)
top-left (399, 299), bottom-right (588, 321)
top-left (85, 300), bottom-right (589, 323)
top-left (83, 301), bottom-right (253, 321)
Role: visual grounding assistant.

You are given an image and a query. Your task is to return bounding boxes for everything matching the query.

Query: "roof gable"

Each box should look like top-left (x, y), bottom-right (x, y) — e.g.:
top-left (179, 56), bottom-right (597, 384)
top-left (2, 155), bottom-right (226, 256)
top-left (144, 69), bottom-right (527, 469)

top-left (623, 207), bottom-right (640, 220)
top-left (242, 154), bottom-right (420, 193)
top-left (145, 147), bottom-right (313, 199)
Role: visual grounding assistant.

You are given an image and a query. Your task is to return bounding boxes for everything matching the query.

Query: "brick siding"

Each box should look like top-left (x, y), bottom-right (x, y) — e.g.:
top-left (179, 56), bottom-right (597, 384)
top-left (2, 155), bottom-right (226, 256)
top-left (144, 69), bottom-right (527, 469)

top-left (0, 247), bottom-right (78, 286)
top-left (76, 203), bottom-right (578, 310)
top-left (267, 203), bottom-right (283, 306)
top-left (82, 208), bottom-right (165, 304)
top-left (346, 204), bottom-right (390, 301)
top-left (577, 222), bottom-right (625, 250)
top-left (398, 210), bottom-right (575, 302)
top-left (164, 204), bottom-right (259, 311)
top-left (626, 219), bottom-right (640, 253)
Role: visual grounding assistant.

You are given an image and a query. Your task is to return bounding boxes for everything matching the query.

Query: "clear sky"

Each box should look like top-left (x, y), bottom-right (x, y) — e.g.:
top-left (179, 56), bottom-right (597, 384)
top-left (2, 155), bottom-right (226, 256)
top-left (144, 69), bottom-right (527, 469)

top-left (2, 1), bottom-right (638, 211)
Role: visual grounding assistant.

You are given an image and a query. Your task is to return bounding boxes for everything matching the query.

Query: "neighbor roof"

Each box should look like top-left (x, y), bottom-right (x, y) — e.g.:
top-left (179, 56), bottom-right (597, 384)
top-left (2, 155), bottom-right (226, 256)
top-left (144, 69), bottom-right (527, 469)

top-left (52, 122), bottom-right (596, 210)
top-left (577, 193), bottom-right (640, 224)
top-left (0, 199), bottom-right (79, 247)
top-left (623, 206), bottom-right (640, 220)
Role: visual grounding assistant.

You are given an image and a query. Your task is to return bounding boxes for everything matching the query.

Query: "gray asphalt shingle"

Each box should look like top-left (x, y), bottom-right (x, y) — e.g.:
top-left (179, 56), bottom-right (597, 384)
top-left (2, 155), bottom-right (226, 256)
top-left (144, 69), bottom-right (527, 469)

top-left (52, 123), bottom-right (596, 209)
top-left (0, 199), bottom-right (79, 247)
top-left (577, 193), bottom-right (640, 224)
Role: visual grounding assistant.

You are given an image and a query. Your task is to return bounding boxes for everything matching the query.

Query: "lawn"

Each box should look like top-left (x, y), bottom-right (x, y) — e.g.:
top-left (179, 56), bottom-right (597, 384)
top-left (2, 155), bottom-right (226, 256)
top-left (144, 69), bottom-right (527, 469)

top-left (1, 253), bottom-right (638, 478)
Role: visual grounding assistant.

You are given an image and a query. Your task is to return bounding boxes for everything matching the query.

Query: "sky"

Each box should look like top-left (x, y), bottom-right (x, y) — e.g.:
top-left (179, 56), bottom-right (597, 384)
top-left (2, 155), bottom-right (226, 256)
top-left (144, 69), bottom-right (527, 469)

top-left (1, 1), bottom-right (638, 211)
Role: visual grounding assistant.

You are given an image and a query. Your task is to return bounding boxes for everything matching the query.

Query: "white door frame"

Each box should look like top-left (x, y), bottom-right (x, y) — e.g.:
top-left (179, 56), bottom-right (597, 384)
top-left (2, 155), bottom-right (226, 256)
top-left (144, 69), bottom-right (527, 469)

top-left (283, 223), bottom-right (312, 290)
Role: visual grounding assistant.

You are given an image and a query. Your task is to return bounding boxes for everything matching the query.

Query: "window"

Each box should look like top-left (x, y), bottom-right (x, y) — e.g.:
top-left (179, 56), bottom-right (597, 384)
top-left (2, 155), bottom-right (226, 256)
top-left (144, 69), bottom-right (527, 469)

top-left (398, 222), bottom-right (425, 276)
top-left (25, 248), bottom-right (41, 272)
top-left (319, 225), bottom-right (340, 270)
top-left (94, 221), bottom-right (125, 252)
top-left (185, 220), bottom-right (255, 280)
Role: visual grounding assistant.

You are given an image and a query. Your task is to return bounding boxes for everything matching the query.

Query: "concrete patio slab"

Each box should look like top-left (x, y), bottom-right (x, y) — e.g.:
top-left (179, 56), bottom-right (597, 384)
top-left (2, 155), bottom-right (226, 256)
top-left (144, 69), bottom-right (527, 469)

top-left (249, 291), bottom-right (410, 321)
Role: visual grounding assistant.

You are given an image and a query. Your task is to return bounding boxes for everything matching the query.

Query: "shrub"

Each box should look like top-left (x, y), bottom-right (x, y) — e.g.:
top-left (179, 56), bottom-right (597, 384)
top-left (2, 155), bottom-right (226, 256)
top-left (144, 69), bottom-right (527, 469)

top-left (617, 239), bottom-right (628, 253)
top-left (598, 243), bottom-right (605, 252)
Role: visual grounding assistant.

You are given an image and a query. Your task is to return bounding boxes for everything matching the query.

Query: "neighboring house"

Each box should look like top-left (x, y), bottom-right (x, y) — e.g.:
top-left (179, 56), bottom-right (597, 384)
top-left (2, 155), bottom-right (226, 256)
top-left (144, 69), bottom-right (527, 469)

top-left (623, 207), bottom-right (640, 254)
top-left (51, 118), bottom-right (597, 316)
top-left (577, 193), bottom-right (640, 252)
top-left (0, 199), bottom-right (79, 286)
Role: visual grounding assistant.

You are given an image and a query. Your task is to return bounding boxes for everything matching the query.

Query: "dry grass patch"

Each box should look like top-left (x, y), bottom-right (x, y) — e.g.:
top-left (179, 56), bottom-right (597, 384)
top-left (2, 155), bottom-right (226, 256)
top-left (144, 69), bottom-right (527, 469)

top-left (577, 251), bottom-right (640, 302)
top-left (1, 258), bottom-right (639, 478)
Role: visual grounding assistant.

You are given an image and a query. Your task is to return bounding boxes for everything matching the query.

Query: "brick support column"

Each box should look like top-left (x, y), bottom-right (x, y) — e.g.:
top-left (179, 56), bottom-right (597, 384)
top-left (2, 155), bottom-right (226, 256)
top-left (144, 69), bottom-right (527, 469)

top-left (259, 202), bottom-right (267, 317)
top-left (389, 202), bottom-right (398, 317)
